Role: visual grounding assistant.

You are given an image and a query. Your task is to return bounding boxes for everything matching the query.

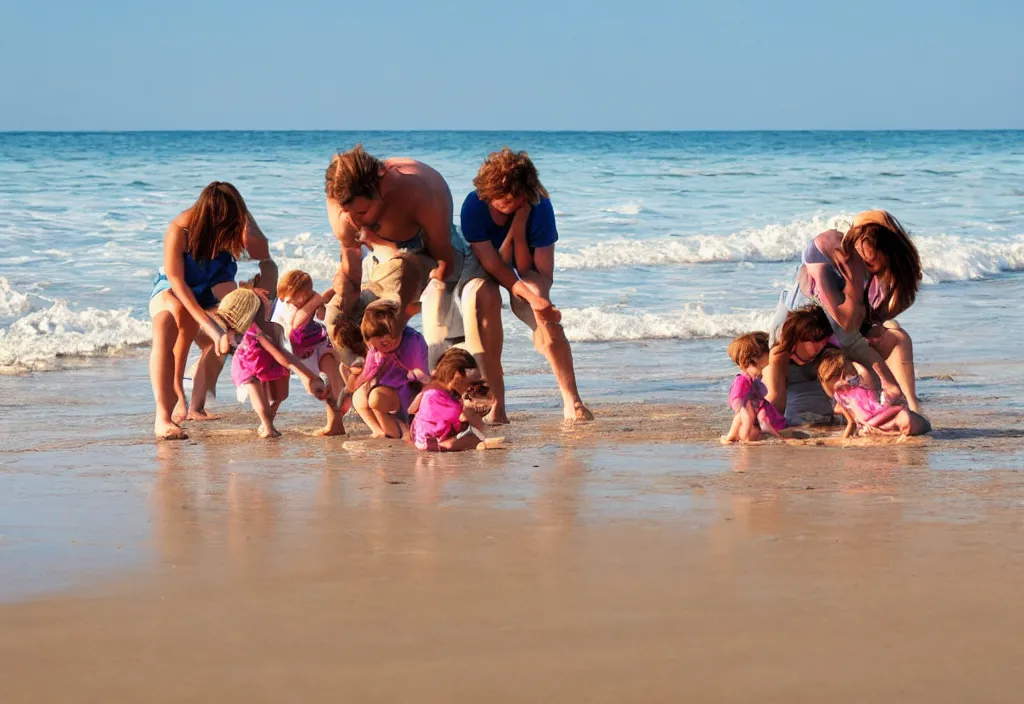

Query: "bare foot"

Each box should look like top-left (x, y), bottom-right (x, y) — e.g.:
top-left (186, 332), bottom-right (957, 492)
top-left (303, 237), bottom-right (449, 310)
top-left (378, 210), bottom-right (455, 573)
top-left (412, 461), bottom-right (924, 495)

top-left (370, 431), bottom-right (387, 439)
top-left (314, 423), bottom-right (346, 437)
top-left (484, 408), bottom-right (511, 425)
top-left (172, 400), bottom-right (188, 424)
top-left (187, 409), bottom-right (221, 421)
top-left (564, 401), bottom-right (594, 422)
top-left (155, 419), bottom-right (188, 441)
top-left (258, 424), bottom-right (281, 439)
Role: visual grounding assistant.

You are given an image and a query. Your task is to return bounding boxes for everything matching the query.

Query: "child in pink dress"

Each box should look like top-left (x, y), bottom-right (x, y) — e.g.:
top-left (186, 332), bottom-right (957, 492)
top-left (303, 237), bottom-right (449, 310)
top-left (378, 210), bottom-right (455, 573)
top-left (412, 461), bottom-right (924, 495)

top-left (817, 349), bottom-right (931, 438)
top-left (409, 348), bottom-right (500, 451)
top-left (216, 288), bottom-right (328, 438)
top-left (723, 332), bottom-right (786, 443)
top-left (344, 301), bottom-right (430, 439)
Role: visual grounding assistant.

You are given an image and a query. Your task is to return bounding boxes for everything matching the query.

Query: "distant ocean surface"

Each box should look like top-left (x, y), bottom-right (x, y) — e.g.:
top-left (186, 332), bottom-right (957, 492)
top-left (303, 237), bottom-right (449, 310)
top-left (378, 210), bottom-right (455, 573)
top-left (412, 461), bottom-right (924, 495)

top-left (1, 131), bottom-right (1022, 412)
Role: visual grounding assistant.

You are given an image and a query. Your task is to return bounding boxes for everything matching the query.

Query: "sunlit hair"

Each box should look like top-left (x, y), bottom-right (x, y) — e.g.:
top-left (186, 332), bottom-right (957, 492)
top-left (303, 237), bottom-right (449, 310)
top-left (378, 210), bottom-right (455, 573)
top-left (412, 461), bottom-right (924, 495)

top-left (360, 300), bottom-right (402, 342)
top-left (772, 306), bottom-right (832, 355)
top-left (473, 147), bottom-right (549, 205)
top-left (277, 269), bottom-right (313, 301)
top-left (185, 181), bottom-right (248, 262)
top-left (325, 144), bottom-right (383, 206)
top-left (328, 314), bottom-right (367, 359)
top-left (843, 211), bottom-right (922, 320)
top-left (431, 347), bottom-right (477, 390)
top-left (727, 331), bottom-right (770, 369)
top-left (816, 348), bottom-right (847, 397)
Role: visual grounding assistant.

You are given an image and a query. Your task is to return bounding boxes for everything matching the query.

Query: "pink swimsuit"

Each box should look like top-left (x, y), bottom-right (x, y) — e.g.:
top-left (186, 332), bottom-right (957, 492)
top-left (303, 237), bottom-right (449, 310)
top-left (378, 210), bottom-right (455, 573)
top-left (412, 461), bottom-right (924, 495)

top-left (361, 327), bottom-right (429, 418)
top-left (834, 382), bottom-right (903, 428)
top-left (728, 373), bottom-right (787, 432)
top-left (231, 324), bottom-right (289, 389)
top-left (411, 387), bottom-right (465, 451)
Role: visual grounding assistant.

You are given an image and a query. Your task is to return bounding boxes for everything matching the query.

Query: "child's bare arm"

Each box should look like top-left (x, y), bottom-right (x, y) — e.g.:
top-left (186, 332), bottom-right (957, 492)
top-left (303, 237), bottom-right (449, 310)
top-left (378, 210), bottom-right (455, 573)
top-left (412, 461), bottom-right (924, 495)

top-left (462, 404), bottom-right (485, 433)
top-left (254, 332), bottom-right (326, 399)
top-left (837, 406), bottom-right (856, 439)
top-left (407, 390), bottom-right (425, 416)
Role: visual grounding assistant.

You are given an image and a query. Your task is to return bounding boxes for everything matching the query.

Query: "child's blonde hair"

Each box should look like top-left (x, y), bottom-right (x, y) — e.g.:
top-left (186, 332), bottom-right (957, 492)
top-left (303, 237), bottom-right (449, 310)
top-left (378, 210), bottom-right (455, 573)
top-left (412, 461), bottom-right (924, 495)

top-left (217, 288), bottom-right (262, 333)
top-left (431, 348), bottom-right (477, 389)
top-left (728, 331), bottom-right (770, 369)
top-left (816, 348), bottom-right (847, 397)
top-left (277, 269), bottom-right (313, 301)
top-left (360, 300), bottom-right (402, 342)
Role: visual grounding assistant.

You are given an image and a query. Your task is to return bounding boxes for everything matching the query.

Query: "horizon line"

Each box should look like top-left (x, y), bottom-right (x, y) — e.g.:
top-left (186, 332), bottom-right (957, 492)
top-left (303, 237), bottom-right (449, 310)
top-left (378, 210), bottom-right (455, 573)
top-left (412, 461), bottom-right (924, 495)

top-left (2, 128), bottom-right (1023, 135)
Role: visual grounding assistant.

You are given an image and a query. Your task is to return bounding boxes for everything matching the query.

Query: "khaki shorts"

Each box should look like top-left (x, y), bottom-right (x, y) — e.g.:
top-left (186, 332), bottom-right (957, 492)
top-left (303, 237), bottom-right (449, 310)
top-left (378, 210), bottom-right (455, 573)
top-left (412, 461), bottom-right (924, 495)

top-left (326, 242), bottom-right (473, 365)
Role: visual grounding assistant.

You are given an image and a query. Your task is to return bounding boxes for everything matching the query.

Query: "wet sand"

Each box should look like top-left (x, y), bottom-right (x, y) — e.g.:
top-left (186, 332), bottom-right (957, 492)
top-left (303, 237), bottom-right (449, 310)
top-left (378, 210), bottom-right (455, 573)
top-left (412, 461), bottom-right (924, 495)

top-left (2, 396), bottom-right (1024, 702)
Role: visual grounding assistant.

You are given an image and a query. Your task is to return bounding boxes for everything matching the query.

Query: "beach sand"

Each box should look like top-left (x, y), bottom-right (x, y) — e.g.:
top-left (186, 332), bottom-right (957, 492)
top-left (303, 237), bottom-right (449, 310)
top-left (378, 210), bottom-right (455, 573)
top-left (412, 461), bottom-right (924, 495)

top-left (3, 379), bottom-right (1024, 702)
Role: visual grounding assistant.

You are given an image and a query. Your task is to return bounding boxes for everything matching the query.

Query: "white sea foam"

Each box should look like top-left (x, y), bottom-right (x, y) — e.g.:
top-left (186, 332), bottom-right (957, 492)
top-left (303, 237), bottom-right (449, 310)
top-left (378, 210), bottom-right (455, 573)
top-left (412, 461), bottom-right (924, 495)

top-left (556, 216), bottom-right (1024, 284)
top-left (916, 235), bottom-right (1024, 283)
top-left (0, 300), bottom-right (151, 373)
top-left (0, 278), bottom-right (31, 317)
top-left (601, 201), bottom-right (644, 216)
top-left (560, 305), bottom-right (774, 343)
top-left (556, 215), bottom-right (850, 269)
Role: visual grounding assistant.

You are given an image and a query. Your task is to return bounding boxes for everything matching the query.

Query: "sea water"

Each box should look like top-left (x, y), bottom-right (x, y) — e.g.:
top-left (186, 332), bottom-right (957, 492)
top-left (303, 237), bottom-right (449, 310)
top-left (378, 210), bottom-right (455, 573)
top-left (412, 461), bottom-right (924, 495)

top-left (1, 131), bottom-right (1022, 416)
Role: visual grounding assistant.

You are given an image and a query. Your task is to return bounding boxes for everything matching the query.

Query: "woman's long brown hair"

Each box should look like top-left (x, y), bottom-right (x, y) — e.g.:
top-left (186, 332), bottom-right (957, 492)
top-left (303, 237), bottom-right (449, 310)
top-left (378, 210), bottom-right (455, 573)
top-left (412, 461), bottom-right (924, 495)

top-left (185, 181), bottom-right (248, 262)
top-left (842, 212), bottom-right (922, 321)
top-left (772, 305), bottom-right (832, 355)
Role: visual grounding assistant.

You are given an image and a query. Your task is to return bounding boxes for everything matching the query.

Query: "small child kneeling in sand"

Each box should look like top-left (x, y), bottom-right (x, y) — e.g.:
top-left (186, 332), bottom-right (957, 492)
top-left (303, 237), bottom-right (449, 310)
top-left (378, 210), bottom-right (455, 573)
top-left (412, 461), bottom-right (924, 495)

top-left (409, 348), bottom-right (503, 451)
top-left (216, 288), bottom-right (328, 438)
top-left (723, 332), bottom-right (787, 443)
top-left (817, 349), bottom-right (931, 439)
top-left (343, 300), bottom-right (430, 439)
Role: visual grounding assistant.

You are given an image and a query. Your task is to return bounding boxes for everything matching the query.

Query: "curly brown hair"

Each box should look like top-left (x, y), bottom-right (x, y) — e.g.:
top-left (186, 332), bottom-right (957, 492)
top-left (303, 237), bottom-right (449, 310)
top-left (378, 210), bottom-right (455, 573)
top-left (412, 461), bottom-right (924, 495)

top-left (473, 147), bottom-right (549, 205)
top-left (185, 181), bottom-right (248, 263)
top-left (325, 144), bottom-right (384, 205)
top-left (727, 332), bottom-right (770, 369)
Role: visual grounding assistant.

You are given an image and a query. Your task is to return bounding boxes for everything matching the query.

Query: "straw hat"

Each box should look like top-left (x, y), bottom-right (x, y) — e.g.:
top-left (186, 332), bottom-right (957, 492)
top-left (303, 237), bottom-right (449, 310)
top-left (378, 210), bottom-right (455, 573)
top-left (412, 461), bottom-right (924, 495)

top-left (217, 288), bottom-right (262, 333)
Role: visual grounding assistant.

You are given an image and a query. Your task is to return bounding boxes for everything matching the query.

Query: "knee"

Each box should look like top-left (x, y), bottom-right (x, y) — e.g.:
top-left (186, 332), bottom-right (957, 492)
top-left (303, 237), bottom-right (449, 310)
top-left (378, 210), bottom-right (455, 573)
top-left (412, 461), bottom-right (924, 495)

top-left (368, 386), bottom-right (395, 411)
top-left (353, 387), bottom-right (370, 411)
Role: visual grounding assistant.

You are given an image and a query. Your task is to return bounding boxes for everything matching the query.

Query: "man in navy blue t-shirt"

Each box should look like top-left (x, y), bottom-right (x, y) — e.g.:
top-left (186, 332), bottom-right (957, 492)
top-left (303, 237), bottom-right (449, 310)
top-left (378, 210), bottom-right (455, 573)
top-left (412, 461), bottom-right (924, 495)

top-left (457, 148), bottom-right (592, 424)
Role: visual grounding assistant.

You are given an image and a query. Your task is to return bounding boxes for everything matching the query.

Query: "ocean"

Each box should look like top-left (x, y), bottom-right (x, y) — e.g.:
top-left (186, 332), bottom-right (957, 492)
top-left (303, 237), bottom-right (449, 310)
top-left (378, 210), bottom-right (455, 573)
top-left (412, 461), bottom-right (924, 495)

top-left (1, 130), bottom-right (1023, 424)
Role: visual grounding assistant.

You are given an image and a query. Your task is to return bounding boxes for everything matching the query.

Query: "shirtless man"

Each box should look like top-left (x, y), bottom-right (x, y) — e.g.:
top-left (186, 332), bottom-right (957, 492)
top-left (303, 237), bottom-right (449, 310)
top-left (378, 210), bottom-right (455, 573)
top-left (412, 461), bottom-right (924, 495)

top-left (324, 145), bottom-right (468, 364)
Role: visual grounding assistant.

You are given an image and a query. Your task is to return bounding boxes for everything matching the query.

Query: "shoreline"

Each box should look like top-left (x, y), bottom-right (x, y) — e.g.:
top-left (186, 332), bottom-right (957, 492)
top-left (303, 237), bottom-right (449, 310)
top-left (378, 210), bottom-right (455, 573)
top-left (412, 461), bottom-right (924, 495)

top-left (3, 424), bottom-right (1024, 701)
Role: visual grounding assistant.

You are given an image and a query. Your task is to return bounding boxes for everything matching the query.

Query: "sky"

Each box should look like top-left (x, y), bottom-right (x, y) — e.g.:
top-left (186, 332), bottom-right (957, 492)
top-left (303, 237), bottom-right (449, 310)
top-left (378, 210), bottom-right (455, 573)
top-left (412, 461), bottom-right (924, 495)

top-left (1, 0), bottom-right (1021, 131)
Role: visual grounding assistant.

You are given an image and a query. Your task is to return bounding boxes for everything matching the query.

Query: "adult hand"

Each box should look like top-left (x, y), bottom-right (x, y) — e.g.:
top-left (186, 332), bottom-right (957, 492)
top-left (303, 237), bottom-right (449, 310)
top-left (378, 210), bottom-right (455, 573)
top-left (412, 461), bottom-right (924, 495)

top-left (215, 331), bottom-right (235, 356)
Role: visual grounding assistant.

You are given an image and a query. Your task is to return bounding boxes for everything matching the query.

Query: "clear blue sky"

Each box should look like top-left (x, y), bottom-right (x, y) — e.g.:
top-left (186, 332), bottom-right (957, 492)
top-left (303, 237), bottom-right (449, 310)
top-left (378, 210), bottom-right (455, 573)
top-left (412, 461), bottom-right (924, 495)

top-left (2, 0), bottom-right (1021, 130)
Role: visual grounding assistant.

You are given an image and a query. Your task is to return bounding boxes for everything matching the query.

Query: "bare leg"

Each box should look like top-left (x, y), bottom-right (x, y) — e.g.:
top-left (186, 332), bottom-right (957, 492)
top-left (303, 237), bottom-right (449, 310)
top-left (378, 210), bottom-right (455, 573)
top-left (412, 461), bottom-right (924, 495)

top-left (149, 292), bottom-right (190, 440)
top-left (510, 277), bottom-right (592, 422)
top-left (170, 308), bottom-right (200, 423)
top-left (461, 278), bottom-right (509, 425)
top-left (266, 376), bottom-right (290, 422)
top-left (246, 382), bottom-right (280, 439)
top-left (870, 322), bottom-right (920, 413)
top-left (439, 431), bottom-right (483, 452)
top-left (187, 329), bottom-right (224, 420)
top-left (353, 386), bottom-right (384, 437)
top-left (368, 386), bottom-right (402, 439)
top-left (421, 278), bottom-right (454, 369)
top-left (316, 352), bottom-right (346, 436)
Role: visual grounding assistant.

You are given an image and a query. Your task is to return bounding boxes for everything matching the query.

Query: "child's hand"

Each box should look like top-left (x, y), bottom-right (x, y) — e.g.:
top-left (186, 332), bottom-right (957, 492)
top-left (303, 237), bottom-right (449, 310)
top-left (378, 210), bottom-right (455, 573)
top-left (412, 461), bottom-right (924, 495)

top-left (303, 375), bottom-right (327, 400)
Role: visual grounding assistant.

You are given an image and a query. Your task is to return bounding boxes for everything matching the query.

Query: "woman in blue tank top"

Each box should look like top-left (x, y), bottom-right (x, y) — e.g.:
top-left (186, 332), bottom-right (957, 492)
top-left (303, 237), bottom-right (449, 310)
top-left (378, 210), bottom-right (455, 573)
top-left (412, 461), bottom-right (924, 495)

top-left (148, 181), bottom-right (277, 440)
